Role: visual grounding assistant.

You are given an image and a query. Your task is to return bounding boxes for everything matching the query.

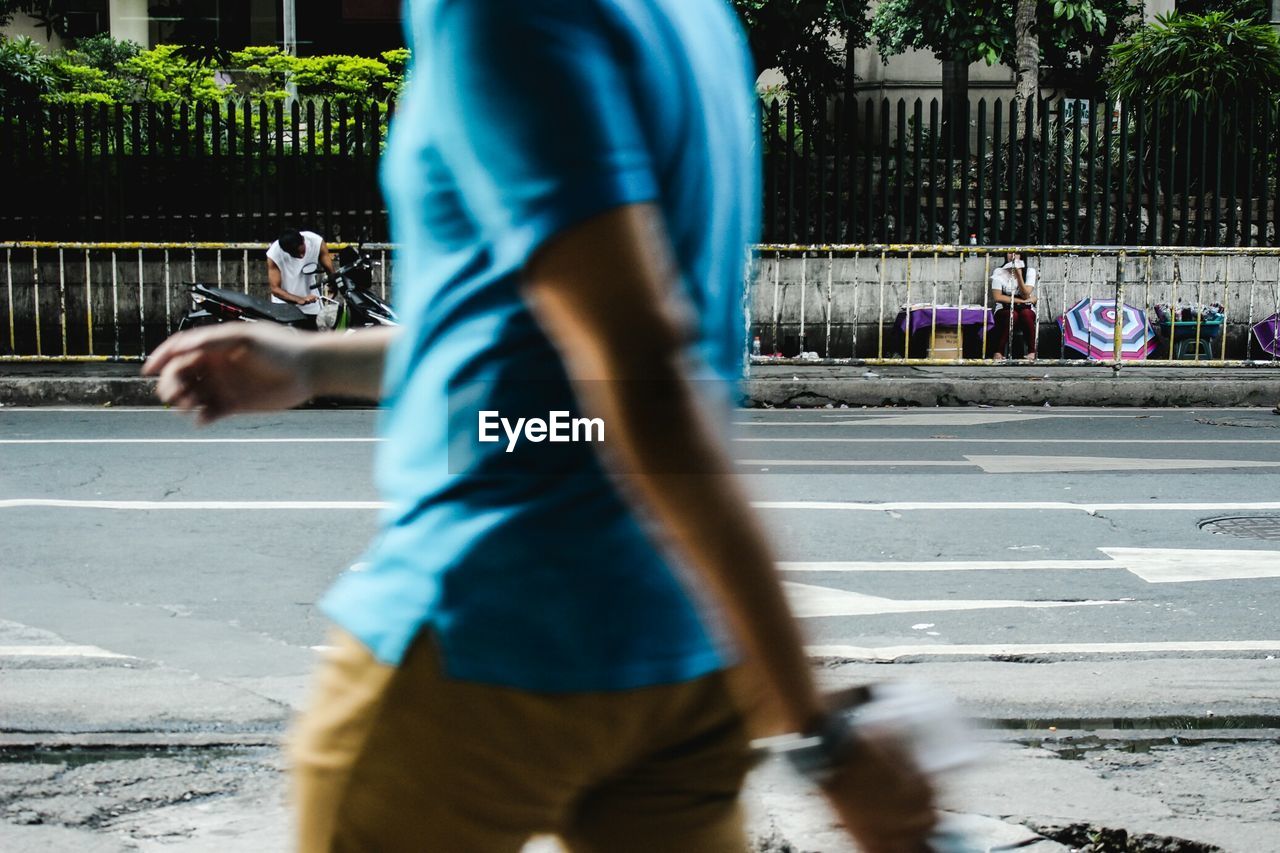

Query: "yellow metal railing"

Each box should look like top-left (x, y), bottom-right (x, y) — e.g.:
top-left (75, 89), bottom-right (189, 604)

top-left (751, 244), bottom-right (1280, 368)
top-left (1, 241), bottom-right (391, 362)
top-left (3, 242), bottom-right (1279, 367)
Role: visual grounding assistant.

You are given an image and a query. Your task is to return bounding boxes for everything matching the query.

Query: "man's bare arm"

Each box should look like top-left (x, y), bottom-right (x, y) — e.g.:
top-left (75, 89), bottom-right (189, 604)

top-left (319, 243), bottom-right (337, 275)
top-left (267, 257), bottom-right (311, 305)
top-left (521, 204), bottom-right (823, 732)
top-left (522, 206), bottom-right (935, 852)
top-left (144, 325), bottom-right (396, 423)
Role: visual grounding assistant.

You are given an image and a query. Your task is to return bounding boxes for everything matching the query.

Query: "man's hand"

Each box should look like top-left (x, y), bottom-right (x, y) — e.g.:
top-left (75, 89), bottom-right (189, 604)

top-left (299, 294), bottom-right (319, 305)
top-left (143, 324), bottom-right (317, 425)
top-left (821, 731), bottom-right (937, 853)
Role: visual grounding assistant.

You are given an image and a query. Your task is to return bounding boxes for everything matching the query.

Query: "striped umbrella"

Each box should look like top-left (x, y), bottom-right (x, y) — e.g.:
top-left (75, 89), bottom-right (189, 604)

top-left (1058, 298), bottom-right (1156, 361)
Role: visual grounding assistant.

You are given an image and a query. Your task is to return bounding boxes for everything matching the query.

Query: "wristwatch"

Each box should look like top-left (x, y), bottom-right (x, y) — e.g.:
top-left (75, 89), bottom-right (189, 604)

top-left (754, 685), bottom-right (878, 783)
top-left (757, 704), bottom-right (868, 785)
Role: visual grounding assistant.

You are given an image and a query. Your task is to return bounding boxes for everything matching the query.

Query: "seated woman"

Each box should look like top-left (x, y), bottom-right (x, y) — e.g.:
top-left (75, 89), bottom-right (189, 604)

top-left (990, 251), bottom-right (1038, 361)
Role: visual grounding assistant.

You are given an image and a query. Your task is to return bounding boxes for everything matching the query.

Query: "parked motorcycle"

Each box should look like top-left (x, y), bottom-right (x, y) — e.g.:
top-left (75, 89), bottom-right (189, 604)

top-left (176, 244), bottom-right (397, 332)
top-left (310, 245), bottom-right (398, 329)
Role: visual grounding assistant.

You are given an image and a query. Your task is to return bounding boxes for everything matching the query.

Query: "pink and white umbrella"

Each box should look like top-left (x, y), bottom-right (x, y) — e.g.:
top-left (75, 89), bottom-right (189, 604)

top-left (1058, 298), bottom-right (1157, 361)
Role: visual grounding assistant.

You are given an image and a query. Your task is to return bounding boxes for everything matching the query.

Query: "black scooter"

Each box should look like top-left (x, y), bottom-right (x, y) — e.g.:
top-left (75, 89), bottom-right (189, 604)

top-left (177, 244), bottom-right (397, 331)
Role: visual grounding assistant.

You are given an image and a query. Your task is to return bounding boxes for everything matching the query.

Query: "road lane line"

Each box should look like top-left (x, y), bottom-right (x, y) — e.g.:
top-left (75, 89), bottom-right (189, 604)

top-left (739, 460), bottom-right (975, 467)
top-left (735, 438), bottom-right (1280, 444)
top-left (8, 499), bottom-right (1280, 513)
top-left (738, 457), bottom-right (1280, 472)
top-left (0, 438), bottom-right (379, 444)
top-left (733, 415), bottom-right (1157, 427)
top-left (0, 645), bottom-right (134, 659)
top-left (805, 641), bottom-right (1280, 661)
top-left (782, 550), bottom-right (1280, 583)
top-left (753, 501), bottom-right (1280, 513)
top-left (784, 582), bottom-right (1126, 617)
top-left (781, 559), bottom-right (1108, 572)
top-left (0, 499), bottom-right (385, 510)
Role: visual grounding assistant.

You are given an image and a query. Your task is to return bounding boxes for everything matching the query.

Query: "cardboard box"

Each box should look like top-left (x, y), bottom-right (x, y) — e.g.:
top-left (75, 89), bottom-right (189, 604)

top-left (928, 328), bottom-right (963, 360)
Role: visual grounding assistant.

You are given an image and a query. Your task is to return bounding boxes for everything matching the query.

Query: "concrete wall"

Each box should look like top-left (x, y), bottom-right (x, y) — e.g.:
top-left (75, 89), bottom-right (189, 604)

top-left (2, 13), bottom-right (66, 50)
top-left (749, 252), bottom-right (1280, 360)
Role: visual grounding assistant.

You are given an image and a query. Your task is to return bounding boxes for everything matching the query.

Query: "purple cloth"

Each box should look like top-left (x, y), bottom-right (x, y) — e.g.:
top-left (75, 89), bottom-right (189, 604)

top-left (895, 306), bottom-right (995, 335)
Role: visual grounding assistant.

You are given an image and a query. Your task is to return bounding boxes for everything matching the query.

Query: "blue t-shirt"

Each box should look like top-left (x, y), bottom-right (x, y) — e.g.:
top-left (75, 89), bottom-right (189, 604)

top-left (319, 0), bottom-right (760, 691)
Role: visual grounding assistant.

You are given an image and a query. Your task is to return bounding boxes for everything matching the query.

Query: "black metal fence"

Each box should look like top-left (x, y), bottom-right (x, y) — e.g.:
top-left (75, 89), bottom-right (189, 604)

top-left (2, 94), bottom-right (1279, 246)
top-left (0, 99), bottom-right (390, 242)
top-left (764, 95), bottom-right (1280, 247)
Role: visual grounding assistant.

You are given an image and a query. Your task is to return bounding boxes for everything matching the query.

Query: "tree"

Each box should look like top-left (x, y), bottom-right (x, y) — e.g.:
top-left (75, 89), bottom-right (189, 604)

top-left (1104, 11), bottom-right (1280, 106)
top-left (730, 0), bottom-right (872, 99)
top-left (870, 0), bottom-right (1128, 110)
top-left (1014, 0), bottom-right (1039, 128)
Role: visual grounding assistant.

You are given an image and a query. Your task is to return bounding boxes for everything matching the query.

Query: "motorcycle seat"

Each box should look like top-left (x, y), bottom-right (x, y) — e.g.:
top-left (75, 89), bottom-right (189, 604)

top-left (193, 285), bottom-right (308, 324)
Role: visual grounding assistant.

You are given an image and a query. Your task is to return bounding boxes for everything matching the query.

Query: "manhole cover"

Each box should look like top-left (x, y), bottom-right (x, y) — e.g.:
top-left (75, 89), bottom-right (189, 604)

top-left (1199, 514), bottom-right (1280, 541)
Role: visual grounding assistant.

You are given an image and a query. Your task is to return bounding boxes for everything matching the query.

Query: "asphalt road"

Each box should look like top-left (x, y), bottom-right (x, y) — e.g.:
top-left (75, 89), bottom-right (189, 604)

top-left (3, 406), bottom-right (1279, 680)
top-left (3, 405), bottom-right (1280, 852)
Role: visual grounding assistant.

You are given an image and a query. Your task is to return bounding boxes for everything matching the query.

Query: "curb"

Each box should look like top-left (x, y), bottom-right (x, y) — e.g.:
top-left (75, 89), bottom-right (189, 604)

top-left (743, 376), bottom-right (1280, 408)
top-left (2, 375), bottom-right (1278, 408)
top-left (0, 377), bottom-right (160, 408)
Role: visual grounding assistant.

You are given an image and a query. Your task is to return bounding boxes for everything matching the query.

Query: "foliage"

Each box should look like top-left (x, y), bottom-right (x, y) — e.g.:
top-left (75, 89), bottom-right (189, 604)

top-left (68, 33), bottom-right (142, 69)
top-left (1103, 12), bottom-right (1280, 106)
top-left (1, 35), bottom-right (409, 109)
top-left (870, 0), bottom-right (1120, 67)
top-left (0, 34), bottom-right (53, 101)
top-left (731, 0), bottom-right (872, 97)
top-left (291, 54), bottom-right (394, 101)
top-left (1174, 0), bottom-right (1270, 24)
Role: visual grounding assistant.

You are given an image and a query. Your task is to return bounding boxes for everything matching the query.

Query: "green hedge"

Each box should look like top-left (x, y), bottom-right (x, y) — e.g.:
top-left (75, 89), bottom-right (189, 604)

top-left (1, 34), bottom-right (408, 107)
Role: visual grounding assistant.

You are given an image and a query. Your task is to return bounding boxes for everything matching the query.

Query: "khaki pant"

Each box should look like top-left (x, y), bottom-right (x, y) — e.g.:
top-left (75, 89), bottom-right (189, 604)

top-left (288, 630), bottom-right (755, 853)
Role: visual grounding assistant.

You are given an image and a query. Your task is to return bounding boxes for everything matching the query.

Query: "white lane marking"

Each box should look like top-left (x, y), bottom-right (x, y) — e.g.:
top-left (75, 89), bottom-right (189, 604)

top-left (0, 438), bottom-right (379, 445)
top-left (1099, 547), bottom-right (1280, 583)
top-left (806, 641), bottom-right (1280, 661)
top-left (738, 455), bottom-right (1280, 472)
top-left (754, 501), bottom-right (1280, 513)
top-left (0, 499), bottom-right (385, 510)
top-left (0, 645), bottom-right (134, 659)
top-left (7, 499), bottom-right (1280, 513)
top-left (781, 550), bottom-right (1280, 585)
top-left (781, 559), bottom-right (1107, 572)
top-left (739, 459), bottom-right (974, 468)
top-left (735, 438), bottom-right (1280, 445)
top-left (968, 455), bottom-right (1280, 473)
top-left (784, 582), bottom-right (1124, 618)
top-left (734, 414), bottom-right (1151, 427)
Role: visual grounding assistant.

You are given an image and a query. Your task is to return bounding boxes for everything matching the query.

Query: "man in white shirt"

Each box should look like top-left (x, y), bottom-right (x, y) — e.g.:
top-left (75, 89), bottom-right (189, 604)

top-left (266, 230), bottom-right (337, 330)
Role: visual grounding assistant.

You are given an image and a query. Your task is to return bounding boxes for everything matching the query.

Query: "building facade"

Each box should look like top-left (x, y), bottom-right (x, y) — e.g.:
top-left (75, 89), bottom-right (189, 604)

top-left (4, 0), bottom-right (402, 56)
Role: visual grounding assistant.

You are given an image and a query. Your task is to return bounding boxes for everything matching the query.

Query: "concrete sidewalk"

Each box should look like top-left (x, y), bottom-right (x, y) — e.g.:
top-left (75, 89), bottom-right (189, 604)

top-left (3, 361), bottom-right (1280, 408)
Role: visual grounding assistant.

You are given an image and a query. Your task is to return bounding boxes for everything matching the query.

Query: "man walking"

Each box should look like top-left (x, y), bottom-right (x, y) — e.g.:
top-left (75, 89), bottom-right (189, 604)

top-left (144, 1), bottom-right (936, 850)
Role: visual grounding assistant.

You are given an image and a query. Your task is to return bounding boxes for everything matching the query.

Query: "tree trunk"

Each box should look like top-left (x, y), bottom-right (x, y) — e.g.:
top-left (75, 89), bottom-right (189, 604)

top-left (941, 56), bottom-right (969, 155)
top-left (1014, 0), bottom-right (1040, 139)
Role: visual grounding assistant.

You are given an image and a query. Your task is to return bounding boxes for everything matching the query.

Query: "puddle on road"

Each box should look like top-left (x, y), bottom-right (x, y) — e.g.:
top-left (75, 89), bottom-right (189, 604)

top-left (991, 713), bottom-right (1280, 732)
top-left (0, 745), bottom-right (253, 769)
top-left (1018, 733), bottom-right (1280, 761)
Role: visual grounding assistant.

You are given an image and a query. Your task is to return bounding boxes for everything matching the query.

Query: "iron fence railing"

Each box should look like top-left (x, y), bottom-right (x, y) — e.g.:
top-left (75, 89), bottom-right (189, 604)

top-left (4, 95), bottom-right (1279, 247)
top-left (762, 95), bottom-right (1280, 248)
top-left (2, 242), bottom-right (1279, 368)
